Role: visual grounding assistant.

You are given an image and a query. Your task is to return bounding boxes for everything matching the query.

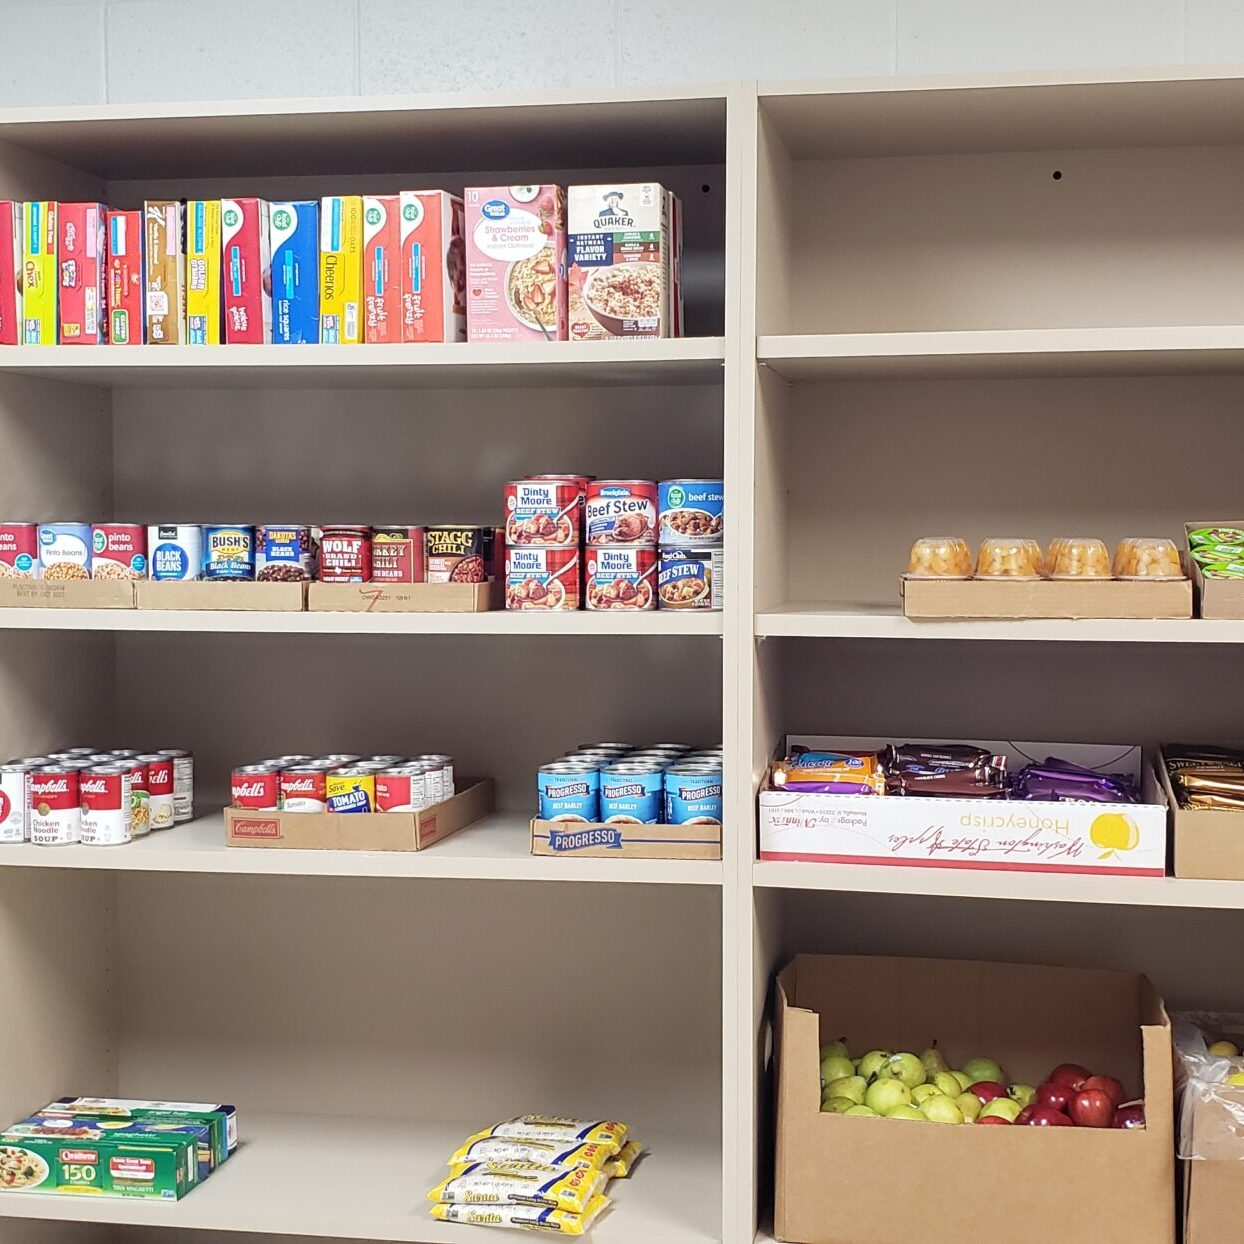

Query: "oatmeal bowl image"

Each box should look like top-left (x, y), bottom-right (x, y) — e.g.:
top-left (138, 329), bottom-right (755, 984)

top-left (0, 1146), bottom-right (49, 1191)
top-left (506, 247), bottom-right (559, 334)
top-left (583, 262), bottom-right (663, 334)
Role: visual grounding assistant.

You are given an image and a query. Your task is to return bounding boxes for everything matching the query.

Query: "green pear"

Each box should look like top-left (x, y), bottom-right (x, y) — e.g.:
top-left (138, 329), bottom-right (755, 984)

top-left (963, 1057), bottom-right (1004, 1086)
top-left (865, 1078), bottom-right (913, 1115)
top-left (820, 1038), bottom-right (851, 1062)
top-left (855, 1049), bottom-right (891, 1081)
top-left (844, 1105), bottom-right (878, 1117)
top-left (978, 1098), bottom-right (1021, 1123)
top-left (820, 1054), bottom-right (855, 1087)
top-left (951, 1070), bottom-right (973, 1092)
top-left (930, 1071), bottom-right (962, 1099)
top-left (824, 1075), bottom-right (867, 1106)
top-left (878, 1052), bottom-right (925, 1089)
top-left (920, 1045), bottom-right (949, 1077)
top-left (919, 1094), bottom-right (964, 1124)
top-left (820, 1096), bottom-right (857, 1114)
top-left (1008, 1083), bottom-right (1036, 1110)
top-left (886, 1104), bottom-right (926, 1121)
top-left (955, 1091), bottom-right (983, 1122)
top-left (911, 1083), bottom-right (941, 1105)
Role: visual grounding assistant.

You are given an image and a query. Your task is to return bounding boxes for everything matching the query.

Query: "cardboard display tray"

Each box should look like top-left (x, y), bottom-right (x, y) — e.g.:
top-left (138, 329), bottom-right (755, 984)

top-left (0, 578), bottom-right (136, 608)
top-left (530, 818), bottom-right (722, 860)
top-left (307, 580), bottom-right (500, 613)
top-left (1158, 749), bottom-right (1244, 881)
top-left (902, 575), bottom-right (1192, 620)
top-left (136, 581), bottom-right (308, 611)
top-left (225, 779), bottom-right (493, 851)
top-left (1184, 520), bottom-right (1244, 620)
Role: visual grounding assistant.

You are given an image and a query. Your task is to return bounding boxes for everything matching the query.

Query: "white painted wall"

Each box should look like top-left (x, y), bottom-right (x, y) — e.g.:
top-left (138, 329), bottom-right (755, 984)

top-left (0, 0), bottom-right (1238, 108)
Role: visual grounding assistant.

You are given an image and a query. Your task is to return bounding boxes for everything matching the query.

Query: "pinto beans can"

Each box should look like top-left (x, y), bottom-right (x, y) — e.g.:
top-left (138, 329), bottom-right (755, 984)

top-left (0, 523), bottom-right (37, 579)
top-left (372, 526), bottom-right (425, 583)
top-left (505, 546), bottom-right (580, 611)
top-left (585, 480), bottom-right (657, 547)
top-left (80, 766), bottom-right (133, 846)
top-left (256, 525), bottom-right (316, 582)
top-left (504, 479), bottom-right (580, 547)
top-left (231, 765), bottom-right (279, 811)
top-left (658, 546), bottom-right (723, 611)
top-left (280, 767), bottom-right (327, 813)
top-left (426, 526), bottom-right (488, 583)
top-left (584, 546), bottom-right (656, 611)
top-left (318, 526), bottom-right (372, 582)
top-left (658, 479), bottom-right (724, 546)
top-left (92, 524), bottom-right (148, 580)
top-left (30, 766), bottom-right (81, 846)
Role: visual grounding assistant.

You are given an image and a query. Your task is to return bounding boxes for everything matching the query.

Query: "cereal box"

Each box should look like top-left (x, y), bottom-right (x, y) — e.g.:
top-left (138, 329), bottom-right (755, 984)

top-left (0, 203), bottom-right (22, 346)
top-left (22, 201), bottom-right (57, 345)
top-left (465, 185), bottom-right (566, 342)
top-left (400, 190), bottom-right (466, 343)
top-left (185, 199), bottom-right (222, 345)
top-left (270, 200), bottom-right (318, 344)
top-left (362, 195), bottom-right (401, 344)
top-left (668, 190), bottom-right (684, 338)
top-left (57, 203), bottom-right (107, 345)
top-left (144, 200), bottom-right (185, 345)
top-left (319, 194), bottom-right (362, 344)
top-left (106, 210), bottom-right (143, 345)
top-left (221, 198), bottom-right (271, 344)
top-left (568, 183), bottom-right (669, 340)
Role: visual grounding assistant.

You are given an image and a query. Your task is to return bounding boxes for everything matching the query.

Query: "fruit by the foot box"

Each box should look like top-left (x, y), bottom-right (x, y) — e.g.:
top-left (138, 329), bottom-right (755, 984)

top-left (774, 954), bottom-right (1175, 1244)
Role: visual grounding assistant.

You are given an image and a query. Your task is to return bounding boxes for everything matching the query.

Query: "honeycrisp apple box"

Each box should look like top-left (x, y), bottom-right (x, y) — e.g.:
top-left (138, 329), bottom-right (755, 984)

top-left (774, 954), bottom-right (1176, 1244)
top-left (759, 735), bottom-right (1169, 877)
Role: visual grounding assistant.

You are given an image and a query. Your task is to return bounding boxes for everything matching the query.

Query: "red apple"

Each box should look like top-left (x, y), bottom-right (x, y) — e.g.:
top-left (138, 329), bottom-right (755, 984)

top-left (1048, 1063), bottom-right (1091, 1091)
top-left (1112, 1101), bottom-right (1146, 1130)
top-left (1035, 1082), bottom-right (1073, 1113)
top-left (1081, 1075), bottom-right (1126, 1108)
top-left (969, 1081), bottom-right (1008, 1103)
top-left (976, 1114), bottom-right (1012, 1125)
top-left (1069, 1088), bottom-right (1114, 1128)
top-left (1021, 1105), bottom-right (1073, 1127)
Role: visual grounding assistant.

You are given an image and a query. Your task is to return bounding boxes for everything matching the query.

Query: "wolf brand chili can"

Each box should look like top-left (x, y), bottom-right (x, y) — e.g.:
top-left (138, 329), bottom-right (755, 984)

top-left (204, 525), bottom-right (255, 580)
top-left (504, 546), bottom-right (580, 611)
top-left (280, 767), bottom-right (327, 812)
top-left (504, 479), bottom-right (581, 547)
top-left (375, 766), bottom-right (431, 812)
top-left (147, 525), bottom-right (203, 581)
top-left (232, 765), bottom-right (279, 811)
top-left (325, 768), bottom-right (375, 813)
top-left (585, 546), bottom-right (656, 611)
top-left (157, 749), bottom-right (194, 822)
top-left (664, 763), bottom-right (723, 825)
top-left (585, 480), bottom-right (658, 547)
top-left (318, 525), bottom-right (372, 582)
top-left (372, 526), bottom-right (426, 583)
top-left (658, 479), bottom-right (724, 546)
top-left (30, 766), bottom-right (81, 846)
top-left (413, 753), bottom-right (454, 797)
top-left (0, 523), bottom-right (38, 579)
top-left (425, 525), bottom-right (488, 583)
top-left (91, 524), bottom-right (148, 579)
top-left (80, 766), bottom-right (133, 846)
top-left (0, 762), bottom-right (33, 843)
top-left (538, 763), bottom-right (600, 822)
top-left (256, 525), bottom-right (316, 582)
top-left (136, 753), bottom-right (175, 830)
top-left (658, 546), bottom-right (723, 610)
top-left (600, 763), bottom-right (664, 824)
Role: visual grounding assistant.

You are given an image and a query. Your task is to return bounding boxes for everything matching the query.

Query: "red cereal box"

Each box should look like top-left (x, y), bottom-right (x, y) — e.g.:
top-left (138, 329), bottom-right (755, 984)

top-left (401, 191), bottom-right (466, 343)
top-left (362, 195), bottom-right (401, 344)
top-left (106, 210), bottom-right (144, 345)
top-left (58, 203), bottom-right (107, 345)
top-left (221, 198), bottom-right (272, 344)
top-left (0, 202), bottom-right (19, 346)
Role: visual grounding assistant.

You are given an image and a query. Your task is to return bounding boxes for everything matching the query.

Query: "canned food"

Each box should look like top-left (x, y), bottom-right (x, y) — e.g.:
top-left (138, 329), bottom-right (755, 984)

top-left (647, 743), bottom-right (694, 753)
top-left (58, 760), bottom-right (97, 772)
top-left (375, 766), bottom-right (430, 813)
top-left (538, 763), bottom-right (600, 822)
top-left (64, 747), bottom-right (101, 757)
top-left (664, 763), bottom-right (723, 825)
top-left (269, 754), bottom-right (314, 765)
top-left (600, 763), bottom-right (663, 824)
top-left (0, 762), bottom-right (33, 843)
top-left (372, 527), bottom-right (426, 584)
top-left (319, 525), bottom-right (372, 583)
top-left (367, 755), bottom-right (407, 766)
top-left (412, 754), bottom-right (454, 795)
top-left (155, 748), bottom-right (194, 822)
top-left (320, 753), bottom-right (362, 764)
top-left (0, 523), bottom-right (38, 579)
top-left (232, 765), bottom-right (279, 811)
top-left (658, 479), bottom-right (724, 546)
top-left (585, 480), bottom-right (658, 547)
top-left (584, 546), bottom-right (656, 611)
top-left (107, 749), bottom-right (142, 759)
top-left (91, 524), bottom-right (148, 580)
top-left (121, 761), bottom-right (151, 835)
top-left (504, 547), bottom-right (580, 611)
top-left (148, 525), bottom-right (203, 581)
top-left (12, 756), bottom-right (52, 766)
top-left (30, 766), bottom-right (81, 846)
top-left (504, 479), bottom-right (581, 547)
top-left (280, 767), bottom-right (327, 813)
top-left (425, 525), bottom-right (488, 583)
top-left (658, 547), bottom-right (724, 610)
top-left (325, 768), bottom-right (375, 813)
top-left (136, 753), bottom-right (175, 830)
top-left (256, 525), bottom-right (317, 582)
top-left (80, 766), bottom-right (133, 846)
top-left (203, 525), bottom-right (256, 580)
top-left (38, 523), bottom-right (92, 582)
top-left (484, 526), bottom-right (504, 583)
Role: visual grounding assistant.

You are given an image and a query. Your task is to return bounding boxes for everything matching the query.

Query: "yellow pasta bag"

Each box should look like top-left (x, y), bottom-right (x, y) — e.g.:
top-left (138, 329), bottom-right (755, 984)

top-left (430, 1194), bottom-right (608, 1234)
top-left (448, 1135), bottom-right (614, 1172)
top-left (428, 1161), bottom-right (607, 1214)
top-left (604, 1139), bottom-right (645, 1179)
top-left (470, 1116), bottom-right (628, 1150)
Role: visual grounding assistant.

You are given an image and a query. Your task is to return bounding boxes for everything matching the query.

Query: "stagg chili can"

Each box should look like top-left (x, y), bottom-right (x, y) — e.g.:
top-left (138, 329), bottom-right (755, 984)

top-left (256, 524), bottom-right (317, 582)
top-left (425, 525), bottom-right (489, 584)
top-left (319, 525), bottom-right (372, 582)
top-left (504, 546), bottom-right (580, 611)
top-left (585, 479), bottom-right (658, 547)
top-left (375, 766), bottom-right (430, 812)
top-left (413, 753), bottom-right (454, 798)
top-left (280, 767), bottom-right (327, 813)
top-left (80, 765), bottom-right (133, 846)
top-left (136, 753), bottom-right (175, 830)
top-left (157, 749), bottom-right (194, 822)
top-left (504, 479), bottom-right (581, 547)
top-left (123, 760), bottom-right (151, 836)
top-left (584, 546), bottom-right (657, 611)
top-left (325, 768), bottom-right (375, 813)
top-left (30, 766), bottom-right (81, 846)
top-left (203, 525), bottom-right (256, 580)
top-left (372, 526), bottom-right (426, 583)
top-left (232, 765), bottom-right (279, 811)
top-left (0, 762), bottom-right (33, 843)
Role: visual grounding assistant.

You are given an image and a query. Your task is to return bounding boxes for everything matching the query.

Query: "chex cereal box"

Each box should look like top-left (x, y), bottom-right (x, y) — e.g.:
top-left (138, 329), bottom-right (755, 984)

top-left (0, 202), bottom-right (20, 346)
top-left (106, 210), bottom-right (143, 345)
top-left (270, 200), bottom-right (318, 344)
top-left (319, 194), bottom-right (362, 344)
top-left (22, 201), bottom-right (57, 345)
top-left (222, 198), bottom-right (271, 344)
top-left (362, 195), bottom-right (401, 343)
top-left (57, 202), bottom-right (107, 345)
top-left (401, 190), bottom-right (466, 343)
top-left (144, 200), bottom-right (185, 345)
top-left (185, 199), bottom-right (222, 345)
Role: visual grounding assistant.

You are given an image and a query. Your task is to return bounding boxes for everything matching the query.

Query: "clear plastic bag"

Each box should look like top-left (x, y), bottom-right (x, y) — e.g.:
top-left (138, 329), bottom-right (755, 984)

top-left (1173, 1012), bottom-right (1244, 1159)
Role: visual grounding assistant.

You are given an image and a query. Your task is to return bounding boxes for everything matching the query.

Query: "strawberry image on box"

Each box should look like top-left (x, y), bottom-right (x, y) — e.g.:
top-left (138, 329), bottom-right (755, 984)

top-left (221, 198), bottom-right (272, 344)
top-left (58, 203), bottom-right (107, 345)
top-left (0, 202), bottom-right (20, 346)
top-left (107, 210), bottom-right (144, 345)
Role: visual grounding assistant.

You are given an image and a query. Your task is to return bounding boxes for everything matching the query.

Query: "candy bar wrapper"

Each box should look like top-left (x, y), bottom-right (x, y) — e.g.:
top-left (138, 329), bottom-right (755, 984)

top-left (772, 751), bottom-right (886, 794)
top-left (887, 743), bottom-right (994, 772)
top-left (431, 1193), bottom-right (609, 1234)
top-left (1013, 759), bottom-right (1137, 804)
top-left (429, 1162), bottom-right (608, 1214)
top-left (783, 777), bottom-right (885, 795)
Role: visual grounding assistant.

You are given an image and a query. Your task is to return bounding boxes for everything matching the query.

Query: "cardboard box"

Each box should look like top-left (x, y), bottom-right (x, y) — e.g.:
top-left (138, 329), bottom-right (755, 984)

top-left (0, 201), bottom-right (19, 345)
top-left (106, 210), bottom-right (144, 345)
top-left (362, 195), bottom-right (401, 343)
top-left (0, 578), bottom-right (135, 609)
top-left (307, 580), bottom-right (499, 613)
top-left (57, 202), bottom-right (106, 344)
top-left (221, 198), bottom-right (271, 344)
top-left (186, 199), bottom-right (222, 345)
top-left (1184, 520), bottom-right (1244, 619)
top-left (1157, 748), bottom-right (1244, 881)
top-left (400, 190), bottom-right (466, 343)
top-left (0, 1129), bottom-right (197, 1200)
top-left (902, 576), bottom-right (1192, 620)
top-left (270, 200), bottom-right (318, 344)
top-left (225, 777), bottom-right (493, 851)
top-left (759, 735), bottom-right (1169, 876)
top-left (144, 200), bottom-right (185, 345)
top-left (530, 819), bottom-right (721, 860)
top-left (774, 954), bottom-right (1175, 1244)
top-left (22, 200), bottom-right (57, 344)
top-left (1184, 1159), bottom-right (1244, 1244)
top-left (319, 194), bottom-right (362, 344)
top-left (135, 580), bottom-right (307, 612)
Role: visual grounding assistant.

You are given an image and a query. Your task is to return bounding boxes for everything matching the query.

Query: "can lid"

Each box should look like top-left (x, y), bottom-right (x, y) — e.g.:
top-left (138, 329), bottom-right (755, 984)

top-left (156, 749), bottom-right (191, 758)
top-left (282, 766), bottom-right (326, 776)
top-left (87, 764), bottom-right (128, 775)
top-left (0, 762), bottom-right (36, 772)
top-left (330, 766), bottom-right (373, 776)
top-left (235, 764), bottom-right (279, 774)
top-left (134, 753), bottom-right (164, 762)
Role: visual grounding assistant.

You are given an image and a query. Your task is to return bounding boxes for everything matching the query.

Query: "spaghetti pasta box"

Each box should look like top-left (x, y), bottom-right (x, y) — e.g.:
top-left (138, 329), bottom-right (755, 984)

top-left (319, 194), bottom-right (362, 344)
top-left (401, 190), bottom-right (466, 343)
top-left (221, 198), bottom-right (271, 344)
top-left (270, 200), bottom-right (318, 344)
top-left (57, 202), bottom-right (107, 345)
top-left (186, 199), bottom-right (222, 345)
top-left (21, 200), bottom-right (57, 345)
top-left (14, 1115), bottom-right (212, 1182)
top-left (43, 1098), bottom-right (237, 1166)
top-left (0, 202), bottom-right (20, 345)
top-left (0, 1128), bottom-right (196, 1199)
top-left (106, 210), bottom-right (144, 345)
top-left (362, 195), bottom-right (401, 343)
top-left (144, 200), bottom-right (185, 345)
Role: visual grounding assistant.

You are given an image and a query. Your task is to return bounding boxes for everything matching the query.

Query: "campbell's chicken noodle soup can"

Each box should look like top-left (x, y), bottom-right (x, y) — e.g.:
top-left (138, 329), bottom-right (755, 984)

top-left (30, 766), bottom-right (81, 846)
top-left (318, 525), bottom-right (372, 582)
top-left (92, 524), bottom-right (148, 580)
top-left (280, 767), bottom-right (327, 813)
top-left (505, 546), bottom-right (580, 611)
top-left (80, 766), bottom-right (133, 846)
top-left (231, 765), bottom-right (279, 811)
top-left (585, 546), bottom-right (656, 611)
top-left (425, 526), bottom-right (488, 584)
top-left (0, 763), bottom-right (33, 843)
top-left (325, 768), bottom-right (375, 813)
top-left (504, 479), bottom-right (581, 547)
top-left (585, 480), bottom-right (658, 547)
top-left (375, 766), bottom-right (431, 812)
top-left (0, 523), bottom-right (38, 579)
top-left (371, 526), bottom-right (425, 583)
top-left (413, 754), bottom-right (454, 800)
top-left (157, 749), bottom-right (194, 822)
top-left (136, 753), bottom-right (175, 830)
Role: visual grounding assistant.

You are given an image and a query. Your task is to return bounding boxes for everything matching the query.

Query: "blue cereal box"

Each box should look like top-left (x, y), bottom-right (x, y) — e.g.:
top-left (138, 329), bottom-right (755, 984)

top-left (270, 201), bottom-right (319, 344)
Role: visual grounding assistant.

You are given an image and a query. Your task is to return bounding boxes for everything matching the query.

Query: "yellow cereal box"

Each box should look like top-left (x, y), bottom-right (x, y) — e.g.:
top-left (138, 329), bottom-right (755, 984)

top-left (319, 195), bottom-right (362, 344)
top-left (21, 200), bottom-right (57, 345)
top-left (185, 200), bottom-right (222, 345)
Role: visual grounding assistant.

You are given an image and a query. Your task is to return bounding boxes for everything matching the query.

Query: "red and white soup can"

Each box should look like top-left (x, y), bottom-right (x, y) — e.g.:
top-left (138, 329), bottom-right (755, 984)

top-left (30, 766), bottom-right (81, 846)
top-left (0, 762), bottom-right (33, 843)
top-left (137, 752), bottom-right (176, 830)
top-left (504, 546), bottom-right (580, 611)
top-left (319, 525), bottom-right (372, 583)
top-left (80, 766), bottom-right (133, 846)
top-left (280, 767), bottom-right (327, 813)
top-left (375, 766), bottom-right (431, 813)
top-left (232, 765), bottom-right (280, 811)
top-left (585, 546), bottom-right (657, 611)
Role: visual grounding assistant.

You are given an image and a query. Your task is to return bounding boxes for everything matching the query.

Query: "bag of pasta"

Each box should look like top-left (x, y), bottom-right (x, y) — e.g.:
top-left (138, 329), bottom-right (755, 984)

top-left (447, 1134), bottom-right (614, 1172)
top-left (604, 1139), bottom-right (645, 1179)
top-left (430, 1194), bottom-right (609, 1234)
top-left (467, 1116), bottom-right (628, 1151)
top-left (428, 1161), bottom-right (608, 1214)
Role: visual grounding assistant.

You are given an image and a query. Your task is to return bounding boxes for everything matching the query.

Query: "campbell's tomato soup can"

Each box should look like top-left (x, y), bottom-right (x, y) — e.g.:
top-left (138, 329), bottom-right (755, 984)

top-left (232, 765), bottom-right (279, 811)
top-left (375, 766), bottom-right (431, 812)
top-left (0, 523), bottom-right (38, 579)
top-left (91, 524), bottom-right (148, 580)
top-left (280, 767), bottom-right (327, 813)
top-left (0, 762), bottom-right (33, 843)
top-left (325, 768), bottom-right (375, 813)
top-left (136, 753), bottom-right (175, 830)
top-left (505, 546), bottom-right (580, 610)
top-left (504, 479), bottom-right (581, 547)
top-left (319, 526), bottom-right (372, 582)
top-left (80, 765), bottom-right (133, 846)
top-left (585, 546), bottom-right (657, 611)
top-left (372, 526), bottom-right (425, 583)
top-left (585, 480), bottom-right (658, 547)
top-left (425, 526), bottom-right (488, 584)
top-left (30, 766), bottom-right (81, 846)
top-left (157, 749), bottom-right (194, 822)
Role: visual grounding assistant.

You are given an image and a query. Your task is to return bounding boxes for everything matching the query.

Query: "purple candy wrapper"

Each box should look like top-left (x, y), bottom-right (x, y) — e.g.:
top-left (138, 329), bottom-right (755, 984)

top-left (1014, 757), bottom-right (1138, 804)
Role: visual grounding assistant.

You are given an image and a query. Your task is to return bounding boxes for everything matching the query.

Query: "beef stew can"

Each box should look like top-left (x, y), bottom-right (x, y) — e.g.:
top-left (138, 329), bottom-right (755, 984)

top-left (658, 479), bottom-right (724, 546)
top-left (585, 480), bottom-right (657, 547)
top-left (584, 546), bottom-right (656, 611)
top-left (318, 526), bottom-right (372, 583)
top-left (372, 526), bottom-right (425, 583)
top-left (505, 546), bottom-right (580, 611)
top-left (426, 525), bottom-right (488, 584)
top-left (504, 479), bottom-right (581, 547)
top-left (658, 547), bottom-right (723, 611)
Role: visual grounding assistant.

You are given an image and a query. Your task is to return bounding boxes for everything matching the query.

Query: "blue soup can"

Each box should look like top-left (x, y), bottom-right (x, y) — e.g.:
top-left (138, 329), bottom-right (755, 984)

top-left (600, 763), bottom-right (663, 824)
top-left (203, 525), bottom-right (256, 580)
top-left (537, 763), bottom-right (599, 822)
top-left (658, 479), bottom-right (724, 546)
top-left (664, 763), bottom-right (723, 825)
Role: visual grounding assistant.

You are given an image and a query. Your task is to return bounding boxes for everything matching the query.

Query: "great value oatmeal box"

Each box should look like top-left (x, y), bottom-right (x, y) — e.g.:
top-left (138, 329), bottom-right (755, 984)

top-left (107, 210), bottom-right (143, 345)
top-left (22, 201), bottom-right (57, 345)
top-left (144, 200), bottom-right (185, 345)
top-left (0, 202), bottom-right (19, 346)
top-left (57, 202), bottom-right (107, 345)
top-left (222, 198), bottom-right (271, 344)
top-left (401, 190), bottom-right (465, 343)
top-left (186, 199), bottom-right (222, 345)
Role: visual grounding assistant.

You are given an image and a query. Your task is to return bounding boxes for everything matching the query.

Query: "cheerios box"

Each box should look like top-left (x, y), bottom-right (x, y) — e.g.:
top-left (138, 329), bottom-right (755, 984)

top-left (222, 198), bottom-right (271, 344)
top-left (758, 735), bottom-right (1169, 876)
top-left (319, 194), bottom-right (362, 344)
top-left (0, 201), bottom-right (20, 345)
top-left (21, 200), bottom-right (57, 345)
top-left (57, 202), bottom-right (107, 345)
